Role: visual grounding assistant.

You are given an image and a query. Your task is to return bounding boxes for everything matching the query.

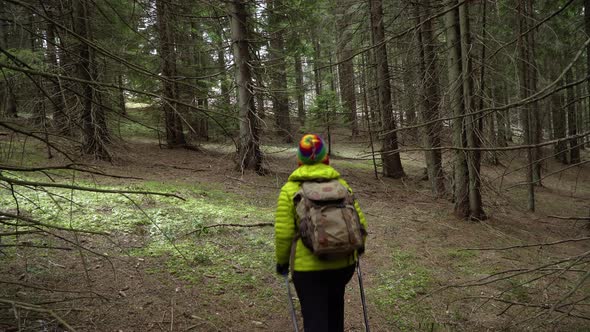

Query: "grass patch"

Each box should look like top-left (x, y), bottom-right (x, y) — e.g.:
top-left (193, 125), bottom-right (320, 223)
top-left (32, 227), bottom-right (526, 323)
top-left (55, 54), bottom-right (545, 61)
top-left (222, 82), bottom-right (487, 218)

top-left (0, 174), bottom-right (273, 235)
top-left (371, 250), bottom-right (432, 328)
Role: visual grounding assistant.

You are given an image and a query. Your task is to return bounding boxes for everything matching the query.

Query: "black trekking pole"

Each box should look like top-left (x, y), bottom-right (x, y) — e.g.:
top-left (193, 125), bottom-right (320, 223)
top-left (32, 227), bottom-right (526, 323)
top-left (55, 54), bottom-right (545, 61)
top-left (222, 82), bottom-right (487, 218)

top-left (283, 274), bottom-right (300, 332)
top-left (357, 259), bottom-right (370, 332)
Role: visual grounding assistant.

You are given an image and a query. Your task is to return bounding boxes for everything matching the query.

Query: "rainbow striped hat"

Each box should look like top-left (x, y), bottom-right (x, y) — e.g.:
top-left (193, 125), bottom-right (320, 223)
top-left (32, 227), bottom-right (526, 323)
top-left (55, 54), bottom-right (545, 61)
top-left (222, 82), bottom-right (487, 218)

top-left (297, 134), bottom-right (329, 165)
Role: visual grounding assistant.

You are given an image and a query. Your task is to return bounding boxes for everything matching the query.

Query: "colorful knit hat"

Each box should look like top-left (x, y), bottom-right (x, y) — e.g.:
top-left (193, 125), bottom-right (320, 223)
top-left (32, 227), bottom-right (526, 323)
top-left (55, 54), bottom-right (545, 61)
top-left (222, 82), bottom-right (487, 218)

top-left (297, 134), bottom-right (329, 165)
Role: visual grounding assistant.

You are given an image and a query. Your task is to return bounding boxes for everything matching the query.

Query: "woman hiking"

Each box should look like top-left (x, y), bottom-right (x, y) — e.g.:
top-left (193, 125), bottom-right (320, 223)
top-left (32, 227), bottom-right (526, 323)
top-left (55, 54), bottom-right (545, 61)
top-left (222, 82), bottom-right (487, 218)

top-left (274, 133), bottom-right (368, 332)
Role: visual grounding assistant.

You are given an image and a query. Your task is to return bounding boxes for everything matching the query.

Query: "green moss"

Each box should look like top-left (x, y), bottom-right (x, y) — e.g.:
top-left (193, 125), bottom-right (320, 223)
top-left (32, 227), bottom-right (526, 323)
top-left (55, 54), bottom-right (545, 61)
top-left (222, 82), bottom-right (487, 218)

top-left (446, 249), bottom-right (477, 260)
top-left (372, 250), bottom-right (432, 311)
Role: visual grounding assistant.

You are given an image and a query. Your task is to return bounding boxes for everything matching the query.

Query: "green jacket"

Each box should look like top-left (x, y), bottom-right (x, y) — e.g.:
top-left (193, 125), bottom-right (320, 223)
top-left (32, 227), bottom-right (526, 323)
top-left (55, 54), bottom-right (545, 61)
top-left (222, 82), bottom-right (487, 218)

top-left (274, 163), bottom-right (367, 271)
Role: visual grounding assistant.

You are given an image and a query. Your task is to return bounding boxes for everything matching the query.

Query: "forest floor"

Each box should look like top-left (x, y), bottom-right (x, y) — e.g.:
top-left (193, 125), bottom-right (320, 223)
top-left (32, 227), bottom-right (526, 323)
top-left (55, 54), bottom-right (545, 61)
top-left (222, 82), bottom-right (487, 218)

top-left (1, 117), bottom-right (590, 331)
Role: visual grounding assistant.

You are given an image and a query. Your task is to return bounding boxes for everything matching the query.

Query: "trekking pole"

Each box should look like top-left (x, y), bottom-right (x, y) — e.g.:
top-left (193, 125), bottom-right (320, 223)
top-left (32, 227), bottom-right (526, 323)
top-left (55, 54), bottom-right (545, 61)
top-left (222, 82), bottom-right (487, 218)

top-left (357, 259), bottom-right (370, 332)
top-left (283, 274), bottom-right (300, 332)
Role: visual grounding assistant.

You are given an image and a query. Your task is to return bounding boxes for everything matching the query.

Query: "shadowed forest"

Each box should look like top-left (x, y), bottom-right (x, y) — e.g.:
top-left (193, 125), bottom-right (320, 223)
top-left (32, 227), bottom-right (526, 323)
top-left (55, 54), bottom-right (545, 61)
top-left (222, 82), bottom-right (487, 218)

top-left (1, 0), bottom-right (590, 331)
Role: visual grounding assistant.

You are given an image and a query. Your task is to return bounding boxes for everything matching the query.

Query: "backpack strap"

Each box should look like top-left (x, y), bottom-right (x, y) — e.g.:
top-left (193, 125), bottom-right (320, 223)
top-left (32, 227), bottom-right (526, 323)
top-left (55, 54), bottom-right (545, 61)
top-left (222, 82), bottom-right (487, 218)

top-left (289, 181), bottom-right (304, 276)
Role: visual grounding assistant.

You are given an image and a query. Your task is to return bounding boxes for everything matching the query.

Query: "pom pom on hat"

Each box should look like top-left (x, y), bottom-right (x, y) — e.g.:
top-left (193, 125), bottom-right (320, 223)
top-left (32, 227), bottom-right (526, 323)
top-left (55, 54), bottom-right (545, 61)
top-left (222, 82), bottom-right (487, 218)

top-left (297, 134), bottom-right (329, 165)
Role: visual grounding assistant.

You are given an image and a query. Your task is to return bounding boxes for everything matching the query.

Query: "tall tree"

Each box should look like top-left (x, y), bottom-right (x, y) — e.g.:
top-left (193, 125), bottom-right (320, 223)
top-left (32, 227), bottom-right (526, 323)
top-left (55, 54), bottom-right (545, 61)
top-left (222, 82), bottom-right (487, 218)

top-left (0, 1), bottom-right (17, 118)
top-left (155, 0), bottom-right (186, 148)
top-left (45, 14), bottom-right (68, 134)
top-left (229, 0), bottom-right (264, 174)
top-left (414, 0), bottom-right (445, 196)
top-left (445, 0), bottom-right (469, 218)
top-left (335, 0), bottom-right (359, 137)
top-left (294, 51), bottom-right (305, 127)
top-left (369, 0), bottom-right (405, 179)
top-left (459, 0), bottom-right (485, 219)
top-left (267, 0), bottom-right (292, 143)
top-left (74, 0), bottom-right (110, 160)
top-left (566, 69), bottom-right (581, 164)
top-left (517, 0), bottom-right (536, 210)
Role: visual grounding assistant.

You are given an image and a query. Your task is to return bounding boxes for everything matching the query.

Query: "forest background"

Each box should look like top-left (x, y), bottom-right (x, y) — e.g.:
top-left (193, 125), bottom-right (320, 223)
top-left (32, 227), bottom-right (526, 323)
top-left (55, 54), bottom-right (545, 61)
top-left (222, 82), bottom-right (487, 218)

top-left (0, 0), bottom-right (589, 330)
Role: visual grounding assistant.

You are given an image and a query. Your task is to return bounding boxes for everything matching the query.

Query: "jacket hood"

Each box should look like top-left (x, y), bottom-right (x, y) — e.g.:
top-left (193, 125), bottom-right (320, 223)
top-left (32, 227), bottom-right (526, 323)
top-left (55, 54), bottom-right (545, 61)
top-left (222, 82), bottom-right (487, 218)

top-left (287, 163), bottom-right (341, 182)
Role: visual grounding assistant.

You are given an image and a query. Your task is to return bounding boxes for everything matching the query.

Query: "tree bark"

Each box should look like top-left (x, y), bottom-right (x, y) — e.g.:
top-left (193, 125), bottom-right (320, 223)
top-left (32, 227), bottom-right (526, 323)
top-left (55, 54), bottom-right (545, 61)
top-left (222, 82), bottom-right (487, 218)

top-left (566, 70), bottom-right (580, 164)
top-left (229, 0), bottom-right (264, 174)
top-left (0, 7), bottom-right (17, 119)
top-left (336, 0), bottom-right (358, 137)
top-left (156, 0), bottom-right (186, 148)
top-left (216, 23), bottom-right (231, 112)
top-left (552, 88), bottom-right (568, 163)
top-left (311, 30), bottom-right (322, 97)
top-left (45, 19), bottom-right (68, 132)
top-left (267, 0), bottom-right (292, 143)
top-left (190, 21), bottom-right (209, 140)
top-left (445, 0), bottom-right (469, 218)
top-left (294, 52), bottom-right (305, 127)
top-left (459, 0), bottom-right (485, 219)
top-left (415, 0), bottom-right (445, 196)
top-left (369, 0), bottom-right (405, 179)
top-left (517, 0), bottom-right (535, 210)
top-left (74, 0), bottom-right (110, 160)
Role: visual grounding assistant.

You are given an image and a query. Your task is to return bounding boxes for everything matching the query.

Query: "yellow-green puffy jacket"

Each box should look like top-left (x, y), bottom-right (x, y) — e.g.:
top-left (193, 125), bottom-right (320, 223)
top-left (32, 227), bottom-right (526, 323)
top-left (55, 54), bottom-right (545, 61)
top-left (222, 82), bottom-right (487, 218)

top-left (274, 163), bottom-right (367, 271)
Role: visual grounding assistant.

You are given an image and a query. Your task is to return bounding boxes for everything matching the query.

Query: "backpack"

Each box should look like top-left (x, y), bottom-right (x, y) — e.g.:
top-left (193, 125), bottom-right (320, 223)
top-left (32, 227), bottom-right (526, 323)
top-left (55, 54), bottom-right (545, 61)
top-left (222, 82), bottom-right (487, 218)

top-left (292, 179), bottom-right (365, 260)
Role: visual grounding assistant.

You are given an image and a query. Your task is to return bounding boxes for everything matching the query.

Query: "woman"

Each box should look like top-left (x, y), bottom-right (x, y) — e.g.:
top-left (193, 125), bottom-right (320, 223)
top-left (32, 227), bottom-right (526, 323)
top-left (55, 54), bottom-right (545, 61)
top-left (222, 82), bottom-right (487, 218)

top-left (275, 133), bottom-right (367, 332)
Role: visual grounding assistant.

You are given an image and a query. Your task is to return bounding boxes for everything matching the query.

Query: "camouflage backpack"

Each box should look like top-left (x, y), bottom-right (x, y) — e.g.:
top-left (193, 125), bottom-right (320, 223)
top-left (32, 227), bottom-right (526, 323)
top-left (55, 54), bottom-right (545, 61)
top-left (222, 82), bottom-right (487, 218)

top-left (292, 179), bottom-right (364, 260)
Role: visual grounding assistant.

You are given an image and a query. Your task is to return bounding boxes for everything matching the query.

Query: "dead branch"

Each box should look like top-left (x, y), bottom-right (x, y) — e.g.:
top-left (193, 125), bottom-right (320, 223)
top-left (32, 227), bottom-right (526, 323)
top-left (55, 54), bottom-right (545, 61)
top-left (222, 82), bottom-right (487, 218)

top-left (0, 211), bottom-right (110, 235)
top-left (0, 243), bottom-right (72, 250)
top-left (461, 237), bottom-right (590, 251)
top-left (0, 163), bottom-right (143, 180)
top-left (0, 298), bottom-right (77, 331)
top-left (0, 281), bottom-right (109, 300)
top-left (152, 163), bottom-right (210, 172)
top-left (548, 215), bottom-right (590, 221)
top-left (461, 296), bottom-right (590, 321)
top-left (0, 174), bottom-right (184, 200)
top-left (185, 222), bottom-right (273, 236)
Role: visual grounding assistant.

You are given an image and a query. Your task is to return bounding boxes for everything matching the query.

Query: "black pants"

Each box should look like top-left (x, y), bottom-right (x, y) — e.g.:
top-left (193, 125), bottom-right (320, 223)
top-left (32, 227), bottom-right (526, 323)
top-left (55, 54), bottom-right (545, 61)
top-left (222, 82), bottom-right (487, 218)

top-left (292, 265), bottom-right (356, 332)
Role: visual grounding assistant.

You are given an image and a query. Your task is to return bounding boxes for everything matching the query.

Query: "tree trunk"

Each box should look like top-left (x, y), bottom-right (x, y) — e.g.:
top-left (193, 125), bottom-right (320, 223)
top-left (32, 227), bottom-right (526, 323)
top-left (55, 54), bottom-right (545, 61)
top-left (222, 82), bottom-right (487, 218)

top-left (217, 24), bottom-right (231, 112)
top-left (0, 8), bottom-right (16, 119)
top-left (74, 0), bottom-right (110, 160)
top-left (156, 0), bottom-right (186, 148)
top-left (311, 30), bottom-right (322, 97)
top-left (415, 0), bottom-right (445, 196)
top-left (445, 0), bottom-right (469, 218)
top-left (45, 19), bottom-right (68, 132)
top-left (190, 21), bottom-right (209, 140)
top-left (267, 0), bottom-right (292, 143)
top-left (401, 55), bottom-right (417, 139)
top-left (336, 0), bottom-right (358, 137)
top-left (369, 0), bottom-right (405, 179)
top-left (566, 70), bottom-right (580, 164)
top-left (229, 0), bottom-right (264, 174)
top-left (294, 52), bottom-right (305, 127)
top-left (517, 0), bottom-right (535, 211)
top-left (526, 0), bottom-right (542, 185)
top-left (117, 73), bottom-right (126, 115)
top-left (254, 49), bottom-right (266, 120)
top-left (552, 89), bottom-right (568, 163)
top-left (459, 0), bottom-right (485, 220)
